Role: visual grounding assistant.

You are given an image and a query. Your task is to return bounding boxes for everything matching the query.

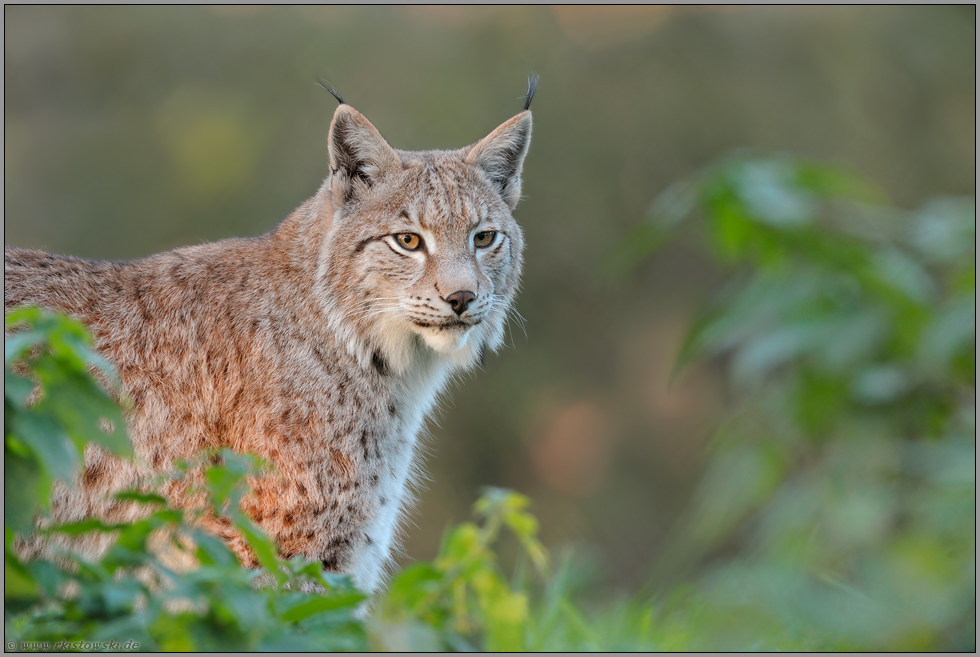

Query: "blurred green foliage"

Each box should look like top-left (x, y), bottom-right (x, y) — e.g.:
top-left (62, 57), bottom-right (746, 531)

top-left (377, 489), bottom-right (548, 651)
top-left (5, 313), bottom-right (367, 650)
top-left (4, 153), bottom-right (974, 651)
top-left (629, 155), bottom-right (975, 650)
top-left (5, 308), bottom-right (130, 539)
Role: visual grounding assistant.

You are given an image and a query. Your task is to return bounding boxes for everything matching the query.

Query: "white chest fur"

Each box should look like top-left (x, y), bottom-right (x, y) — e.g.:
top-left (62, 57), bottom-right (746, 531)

top-left (346, 357), bottom-right (452, 592)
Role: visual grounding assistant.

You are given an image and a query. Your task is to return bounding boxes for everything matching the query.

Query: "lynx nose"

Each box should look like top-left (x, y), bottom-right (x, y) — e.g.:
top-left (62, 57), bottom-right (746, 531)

top-left (445, 290), bottom-right (476, 316)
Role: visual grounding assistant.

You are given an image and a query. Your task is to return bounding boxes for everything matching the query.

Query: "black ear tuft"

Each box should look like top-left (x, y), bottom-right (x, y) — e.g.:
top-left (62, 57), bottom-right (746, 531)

top-left (523, 73), bottom-right (538, 112)
top-left (316, 77), bottom-right (346, 106)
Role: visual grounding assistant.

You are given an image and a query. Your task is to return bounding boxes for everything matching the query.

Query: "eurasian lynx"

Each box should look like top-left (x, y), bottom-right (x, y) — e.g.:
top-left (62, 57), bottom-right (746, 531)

top-left (4, 81), bottom-right (534, 592)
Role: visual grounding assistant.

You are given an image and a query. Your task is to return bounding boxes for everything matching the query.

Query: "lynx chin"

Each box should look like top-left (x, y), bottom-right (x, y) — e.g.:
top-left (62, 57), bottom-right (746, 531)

top-left (4, 79), bottom-right (536, 593)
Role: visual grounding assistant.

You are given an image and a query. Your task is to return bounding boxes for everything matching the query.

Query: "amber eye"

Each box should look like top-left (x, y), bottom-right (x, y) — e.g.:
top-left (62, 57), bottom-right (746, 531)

top-left (395, 233), bottom-right (423, 251)
top-left (474, 231), bottom-right (497, 248)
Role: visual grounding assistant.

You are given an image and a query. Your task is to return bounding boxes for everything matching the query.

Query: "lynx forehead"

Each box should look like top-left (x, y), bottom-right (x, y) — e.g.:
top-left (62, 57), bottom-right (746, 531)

top-left (4, 79), bottom-right (536, 593)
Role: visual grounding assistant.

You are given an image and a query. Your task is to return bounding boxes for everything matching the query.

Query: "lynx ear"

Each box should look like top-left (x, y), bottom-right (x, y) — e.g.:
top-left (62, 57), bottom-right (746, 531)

top-left (328, 104), bottom-right (401, 208)
top-left (466, 111), bottom-right (532, 210)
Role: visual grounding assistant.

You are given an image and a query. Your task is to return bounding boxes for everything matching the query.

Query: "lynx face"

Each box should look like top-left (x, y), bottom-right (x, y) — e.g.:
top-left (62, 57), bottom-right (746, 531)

top-left (320, 104), bottom-right (531, 373)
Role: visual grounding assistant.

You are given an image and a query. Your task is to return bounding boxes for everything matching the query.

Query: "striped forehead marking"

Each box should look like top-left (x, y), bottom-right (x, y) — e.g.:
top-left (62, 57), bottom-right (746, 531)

top-left (417, 158), bottom-right (477, 231)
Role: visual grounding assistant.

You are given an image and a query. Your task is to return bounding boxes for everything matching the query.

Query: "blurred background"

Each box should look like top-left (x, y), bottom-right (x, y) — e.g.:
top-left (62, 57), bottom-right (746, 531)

top-left (4, 5), bottom-right (974, 593)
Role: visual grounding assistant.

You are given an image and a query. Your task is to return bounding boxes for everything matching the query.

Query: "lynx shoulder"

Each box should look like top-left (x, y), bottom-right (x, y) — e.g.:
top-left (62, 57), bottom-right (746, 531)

top-left (4, 82), bottom-right (535, 592)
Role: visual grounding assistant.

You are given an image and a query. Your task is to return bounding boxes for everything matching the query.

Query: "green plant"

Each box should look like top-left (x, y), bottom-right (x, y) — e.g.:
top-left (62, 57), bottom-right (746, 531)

top-left (5, 309), bottom-right (366, 651)
top-left (626, 154), bottom-right (975, 651)
top-left (5, 307), bottom-right (131, 542)
top-left (375, 488), bottom-right (549, 651)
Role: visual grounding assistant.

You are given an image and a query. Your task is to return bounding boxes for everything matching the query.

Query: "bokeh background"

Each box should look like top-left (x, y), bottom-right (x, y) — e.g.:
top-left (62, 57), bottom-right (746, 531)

top-left (5, 6), bottom-right (974, 590)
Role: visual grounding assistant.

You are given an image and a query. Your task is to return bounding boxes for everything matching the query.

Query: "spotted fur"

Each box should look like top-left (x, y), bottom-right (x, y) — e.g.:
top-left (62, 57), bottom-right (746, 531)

top-left (4, 99), bottom-right (533, 593)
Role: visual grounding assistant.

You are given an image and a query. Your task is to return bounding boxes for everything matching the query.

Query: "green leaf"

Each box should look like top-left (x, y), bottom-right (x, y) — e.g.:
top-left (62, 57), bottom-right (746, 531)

top-left (13, 410), bottom-right (81, 484)
top-left (279, 590), bottom-right (367, 622)
top-left (368, 620), bottom-right (444, 652)
top-left (193, 530), bottom-right (238, 568)
top-left (40, 373), bottom-right (131, 456)
top-left (5, 528), bottom-right (39, 600)
top-left (442, 523), bottom-right (483, 565)
top-left (918, 295), bottom-right (975, 371)
top-left (731, 322), bottom-right (827, 383)
top-left (815, 310), bottom-right (889, 372)
top-left (504, 510), bottom-right (537, 542)
top-left (385, 562), bottom-right (443, 611)
top-left (5, 370), bottom-right (36, 408)
top-left (256, 633), bottom-right (330, 652)
top-left (259, 623), bottom-right (368, 652)
top-left (220, 584), bottom-right (270, 628)
top-left (4, 329), bottom-right (46, 367)
top-left (475, 487), bottom-right (529, 517)
top-left (850, 366), bottom-right (912, 405)
top-left (4, 557), bottom-right (39, 599)
top-left (23, 555), bottom-right (71, 599)
top-left (113, 491), bottom-right (168, 506)
top-left (231, 512), bottom-right (284, 581)
top-left (870, 247), bottom-right (937, 305)
top-left (44, 518), bottom-right (126, 536)
top-left (909, 197), bottom-right (976, 263)
top-left (101, 579), bottom-right (144, 614)
top-left (5, 446), bottom-right (49, 533)
top-left (4, 305), bottom-right (45, 330)
top-left (730, 158), bottom-right (816, 228)
top-left (483, 588), bottom-right (529, 651)
top-left (794, 161), bottom-right (886, 204)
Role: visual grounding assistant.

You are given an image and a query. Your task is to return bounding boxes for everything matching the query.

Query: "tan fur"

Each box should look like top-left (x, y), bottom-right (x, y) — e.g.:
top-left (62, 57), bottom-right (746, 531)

top-left (5, 101), bottom-right (532, 592)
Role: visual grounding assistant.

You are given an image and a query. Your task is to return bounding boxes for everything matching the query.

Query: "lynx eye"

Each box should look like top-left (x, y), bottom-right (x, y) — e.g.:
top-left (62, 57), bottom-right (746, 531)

top-left (474, 231), bottom-right (497, 249)
top-left (395, 233), bottom-right (423, 251)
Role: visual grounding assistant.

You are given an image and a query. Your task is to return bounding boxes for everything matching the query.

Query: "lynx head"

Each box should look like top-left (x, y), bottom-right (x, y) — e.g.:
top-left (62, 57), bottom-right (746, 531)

top-left (318, 85), bottom-right (534, 375)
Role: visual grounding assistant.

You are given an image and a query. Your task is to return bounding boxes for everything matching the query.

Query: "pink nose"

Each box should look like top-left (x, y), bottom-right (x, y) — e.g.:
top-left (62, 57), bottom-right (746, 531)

top-left (445, 290), bottom-right (476, 315)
